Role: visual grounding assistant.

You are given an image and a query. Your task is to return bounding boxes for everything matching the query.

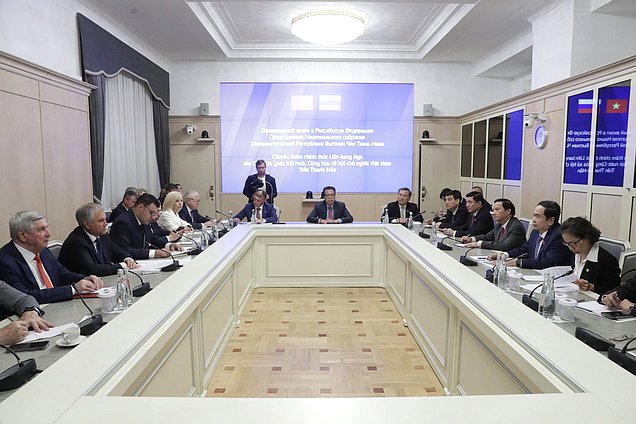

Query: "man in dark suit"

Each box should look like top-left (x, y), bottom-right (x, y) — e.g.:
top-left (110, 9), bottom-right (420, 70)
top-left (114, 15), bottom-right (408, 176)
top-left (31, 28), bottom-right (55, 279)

top-left (243, 159), bottom-right (277, 204)
top-left (180, 190), bottom-right (213, 229)
top-left (383, 187), bottom-right (423, 224)
top-left (462, 198), bottom-right (526, 251)
top-left (430, 190), bottom-right (469, 230)
top-left (0, 211), bottom-right (103, 304)
top-left (59, 203), bottom-right (138, 277)
top-left (234, 190), bottom-right (278, 224)
top-left (107, 187), bottom-right (138, 223)
top-left (444, 192), bottom-right (493, 238)
top-left (503, 200), bottom-right (572, 269)
top-left (0, 280), bottom-right (52, 344)
top-left (307, 186), bottom-right (354, 224)
top-left (110, 193), bottom-right (184, 260)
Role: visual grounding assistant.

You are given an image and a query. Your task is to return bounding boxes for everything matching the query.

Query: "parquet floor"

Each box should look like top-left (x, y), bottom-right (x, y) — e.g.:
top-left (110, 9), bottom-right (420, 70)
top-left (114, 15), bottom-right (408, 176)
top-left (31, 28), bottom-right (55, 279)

top-left (206, 287), bottom-right (444, 398)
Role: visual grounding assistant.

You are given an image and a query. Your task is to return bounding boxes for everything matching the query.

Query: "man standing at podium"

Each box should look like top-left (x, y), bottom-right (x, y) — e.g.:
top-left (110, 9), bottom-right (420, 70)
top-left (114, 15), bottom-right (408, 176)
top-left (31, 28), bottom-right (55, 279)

top-left (243, 159), bottom-right (277, 204)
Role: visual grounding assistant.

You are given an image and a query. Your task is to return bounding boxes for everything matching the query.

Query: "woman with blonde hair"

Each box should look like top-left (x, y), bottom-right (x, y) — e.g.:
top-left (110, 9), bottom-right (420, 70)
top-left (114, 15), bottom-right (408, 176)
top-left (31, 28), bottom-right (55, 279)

top-left (158, 191), bottom-right (192, 232)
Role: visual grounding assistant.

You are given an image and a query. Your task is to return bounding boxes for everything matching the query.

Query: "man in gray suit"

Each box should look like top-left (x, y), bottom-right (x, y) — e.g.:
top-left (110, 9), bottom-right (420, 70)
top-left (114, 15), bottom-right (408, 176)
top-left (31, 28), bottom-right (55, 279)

top-left (0, 280), bottom-right (52, 345)
top-left (461, 198), bottom-right (526, 251)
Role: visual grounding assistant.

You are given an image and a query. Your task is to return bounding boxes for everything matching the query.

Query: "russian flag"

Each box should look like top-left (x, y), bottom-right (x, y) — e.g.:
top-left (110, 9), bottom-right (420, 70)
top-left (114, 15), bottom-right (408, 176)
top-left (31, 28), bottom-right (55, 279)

top-left (319, 95), bottom-right (341, 111)
top-left (577, 98), bottom-right (593, 114)
top-left (291, 95), bottom-right (313, 111)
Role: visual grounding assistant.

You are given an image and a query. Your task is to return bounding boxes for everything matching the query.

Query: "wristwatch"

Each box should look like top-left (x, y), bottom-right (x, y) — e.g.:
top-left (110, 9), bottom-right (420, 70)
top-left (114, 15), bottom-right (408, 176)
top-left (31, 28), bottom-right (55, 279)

top-left (629, 303), bottom-right (636, 316)
top-left (22, 306), bottom-right (43, 316)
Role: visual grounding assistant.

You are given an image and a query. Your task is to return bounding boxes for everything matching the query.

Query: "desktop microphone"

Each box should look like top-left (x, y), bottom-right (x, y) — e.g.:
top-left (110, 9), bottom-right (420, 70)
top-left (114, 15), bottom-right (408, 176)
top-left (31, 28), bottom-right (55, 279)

top-left (146, 242), bottom-right (180, 272)
top-left (265, 180), bottom-right (275, 202)
top-left (0, 345), bottom-right (40, 391)
top-left (459, 246), bottom-right (478, 266)
top-left (522, 282), bottom-right (542, 312)
top-left (215, 210), bottom-right (230, 218)
top-left (608, 336), bottom-right (636, 375)
top-left (75, 288), bottom-right (104, 336)
top-left (181, 233), bottom-right (201, 255)
top-left (128, 270), bottom-right (152, 297)
top-left (436, 236), bottom-right (453, 251)
top-left (555, 270), bottom-right (574, 280)
top-left (575, 327), bottom-right (615, 351)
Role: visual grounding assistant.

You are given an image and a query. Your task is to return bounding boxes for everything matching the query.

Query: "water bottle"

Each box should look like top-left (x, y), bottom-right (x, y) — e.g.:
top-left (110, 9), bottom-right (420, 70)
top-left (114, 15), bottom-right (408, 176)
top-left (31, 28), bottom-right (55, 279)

top-left (382, 208), bottom-right (389, 224)
top-left (407, 211), bottom-right (414, 230)
top-left (251, 209), bottom-right (256, 224)
top-left (539, 274), bottom-right (556, 319)
top-left (228, 211), bottom-right (233, 228)
top-left (124, 268), bottom-right (133, 305)
top-left (213, 224), bottom-right (219, 241)
top-left (200, 228), bottom-right (208, 250)
top-left (497, 260), bottom-right (508, 290)
top-left (115, 269), bottom-right (128, 311)
top-left (492, 253), bottom-right (501, 284)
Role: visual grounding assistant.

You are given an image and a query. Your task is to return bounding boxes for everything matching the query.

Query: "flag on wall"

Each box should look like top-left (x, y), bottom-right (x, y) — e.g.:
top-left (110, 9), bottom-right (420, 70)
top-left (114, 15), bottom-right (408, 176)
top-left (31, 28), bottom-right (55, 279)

top-left (605, 99), bottom-right (627, 114)
top-left (577, 98), bottom-right (593, 113)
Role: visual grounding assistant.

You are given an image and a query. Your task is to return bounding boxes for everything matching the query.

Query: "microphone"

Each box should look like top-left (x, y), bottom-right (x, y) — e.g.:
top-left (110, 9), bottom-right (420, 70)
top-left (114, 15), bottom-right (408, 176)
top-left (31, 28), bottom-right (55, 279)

top-left (555, 269), bottom-right (574, 280)
top-left (459, 246), bottom-right (478, 266)
top-left (146, 242), bottom-right (180, 272)
top-left (522, 281), bottom-right (543, 312)
top-left (608, 336), bottom-right (636, 375)
top-left (575, 327), bottom-right (615, 351)
top-left (265, 180), bottom-right (275, 203)
top-left (215, 210), bottom-right (230, 218)
top-left (128, 270), bottom-right (152, 297)
top-left (436, 236), bottom-right (453, 251)
top-left (181, 233), bottom-right (201, 256)
top-left (0, 344), bottom-right (40, 391)
top-left (75, 287), bottom-right (104, 336)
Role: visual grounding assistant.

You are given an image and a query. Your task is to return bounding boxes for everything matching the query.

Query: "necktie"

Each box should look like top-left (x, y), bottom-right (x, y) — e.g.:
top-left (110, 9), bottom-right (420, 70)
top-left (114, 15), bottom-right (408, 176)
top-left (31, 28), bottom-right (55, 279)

top-left (34, 254), bottom-right (53, 289)
top-left (327, 207), bottom-right (334, 220)
top-left (190, 210), bottom-right (195, 223)
top-left (400, 206), bottom-right (406, 219)
top-left (471, 214), bottom-right (477, 228)
top-left (95, 237), bottom-right (105, 264)
top-left (535, 235), bottom-right (544, 257)
top-left (256, 207), bottom-right (262, 220)
top-left (497, 226), bottom-right (506, 242)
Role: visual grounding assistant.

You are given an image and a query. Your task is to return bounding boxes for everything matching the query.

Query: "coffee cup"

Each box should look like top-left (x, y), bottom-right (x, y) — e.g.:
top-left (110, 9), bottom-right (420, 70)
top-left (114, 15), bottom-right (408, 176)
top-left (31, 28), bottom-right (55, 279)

top-left (62, 324), bottom-right (81, 345)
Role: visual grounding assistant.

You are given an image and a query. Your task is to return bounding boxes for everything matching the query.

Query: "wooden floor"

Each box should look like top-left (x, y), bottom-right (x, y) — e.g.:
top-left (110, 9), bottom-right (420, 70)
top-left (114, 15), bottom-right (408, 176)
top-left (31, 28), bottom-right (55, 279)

top-left (206, 287), bottom-right (444, 398)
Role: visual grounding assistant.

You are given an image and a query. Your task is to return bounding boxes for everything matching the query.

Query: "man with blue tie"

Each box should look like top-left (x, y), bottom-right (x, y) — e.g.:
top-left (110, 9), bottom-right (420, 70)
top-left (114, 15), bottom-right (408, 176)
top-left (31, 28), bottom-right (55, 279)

top-left (0, 211), bottom-right (103, 304)
top-left (179, 190), bottom-right (214, 229)
top-left (59, 203), bottom-right (138, 276)
top-left (495, 200), bottom-right (572, 269)
top-left (233, 190), bottom-right (278, 224)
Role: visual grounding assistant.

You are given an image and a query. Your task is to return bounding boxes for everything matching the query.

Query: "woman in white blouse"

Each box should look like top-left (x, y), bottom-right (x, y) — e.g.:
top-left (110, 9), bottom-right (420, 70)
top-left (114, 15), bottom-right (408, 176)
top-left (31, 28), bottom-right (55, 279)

top-left (158, 191), bottom-right (192, 232)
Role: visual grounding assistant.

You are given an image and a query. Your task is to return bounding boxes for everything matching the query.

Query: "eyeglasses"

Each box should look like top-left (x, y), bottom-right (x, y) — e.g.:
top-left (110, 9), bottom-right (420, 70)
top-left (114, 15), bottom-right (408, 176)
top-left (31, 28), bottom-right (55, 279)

top-left (144, 206), bottom-right (160, 218)
top-left (562, 237), bottom-right (582, 247)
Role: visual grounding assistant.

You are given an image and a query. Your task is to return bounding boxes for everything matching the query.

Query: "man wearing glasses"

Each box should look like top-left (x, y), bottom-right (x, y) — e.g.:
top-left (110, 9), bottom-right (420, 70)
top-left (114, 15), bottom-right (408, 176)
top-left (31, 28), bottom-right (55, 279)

top-left (490, 200), bottom-right (571, 269)
top-left (110, 193), bottom-right (183, 259)
top-left (306, 186), bottom-right (354, 224)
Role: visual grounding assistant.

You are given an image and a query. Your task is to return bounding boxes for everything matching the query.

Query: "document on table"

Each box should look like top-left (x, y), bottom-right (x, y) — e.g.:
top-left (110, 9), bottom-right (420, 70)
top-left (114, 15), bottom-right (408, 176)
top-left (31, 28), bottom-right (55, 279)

top-left (135, 256), bottom-right (193, 273)
top-left (468, 255), bottom-right (491, 263)
top-left (575, 300), bottom-right (613, 313)
top-left (18, 322), bottom-right (79, 343)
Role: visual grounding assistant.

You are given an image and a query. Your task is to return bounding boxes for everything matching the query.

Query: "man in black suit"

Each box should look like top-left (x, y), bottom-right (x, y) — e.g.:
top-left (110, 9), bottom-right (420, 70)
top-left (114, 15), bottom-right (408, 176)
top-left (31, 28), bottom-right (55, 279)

top-left (383, 187), bottom-right (423, 224)
top-left (306, 186), bottom-right (354, 224)
top-left (107, 187), bottom-right (138, 223)
top-left (243, 159), bottom-right (277, 204)
top-left (0, 280), bottom-right (51, 344)
top-left (443, 192), bottom-right (493, 238)
top-left (430, 190), bottom-right (469, 230)
top-left (462, 198), bottom-right (526, 251)
top-left (59, 203), bottom-right (138, 277)
top-left (501, 200), bottom-right (572, 269)
top-left (110, 194), bottom-right (183, 260)
top-left (179, 190), bottom-right (213, 229)
top-left (0, 211), bottom-right (103, 304)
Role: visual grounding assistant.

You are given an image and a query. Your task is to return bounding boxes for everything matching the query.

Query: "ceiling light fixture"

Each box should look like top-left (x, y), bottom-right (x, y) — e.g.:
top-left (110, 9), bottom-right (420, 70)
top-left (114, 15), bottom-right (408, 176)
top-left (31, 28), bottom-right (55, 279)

top-left (291, 9), bottom-right (365, 46)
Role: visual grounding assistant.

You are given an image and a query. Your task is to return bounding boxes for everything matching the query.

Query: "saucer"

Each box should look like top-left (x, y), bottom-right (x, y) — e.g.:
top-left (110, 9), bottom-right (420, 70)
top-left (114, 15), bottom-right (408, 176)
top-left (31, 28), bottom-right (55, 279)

top-left (56, 335), bottom-right (86, 348)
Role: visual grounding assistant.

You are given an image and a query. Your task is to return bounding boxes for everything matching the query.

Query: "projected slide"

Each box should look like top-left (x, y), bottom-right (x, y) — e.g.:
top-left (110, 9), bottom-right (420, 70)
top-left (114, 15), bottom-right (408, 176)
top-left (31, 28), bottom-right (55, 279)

top-left (220, 82), bottom-right (414, 193)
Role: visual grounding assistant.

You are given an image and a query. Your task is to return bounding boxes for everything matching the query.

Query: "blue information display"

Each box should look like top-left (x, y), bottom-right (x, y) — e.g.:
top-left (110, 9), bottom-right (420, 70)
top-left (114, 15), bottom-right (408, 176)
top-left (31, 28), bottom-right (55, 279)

top-left (504, 110), bottom-right (523, 181)
top-left (564, 91), bottom-right (593, 184)
top-left (593, 83), bottom-right (630, 187)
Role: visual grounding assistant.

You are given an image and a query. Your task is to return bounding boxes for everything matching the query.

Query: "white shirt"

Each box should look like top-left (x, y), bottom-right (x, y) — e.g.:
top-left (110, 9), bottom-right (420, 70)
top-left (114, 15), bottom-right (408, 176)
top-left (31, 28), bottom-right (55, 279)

top-left (14, 242), bottom-right (49, 290)
top-left (574, 242), bottom-right (600, 279)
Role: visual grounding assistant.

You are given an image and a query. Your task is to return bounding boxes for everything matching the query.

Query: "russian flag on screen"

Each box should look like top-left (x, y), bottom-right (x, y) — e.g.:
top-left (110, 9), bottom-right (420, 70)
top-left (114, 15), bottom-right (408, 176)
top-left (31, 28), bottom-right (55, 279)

top-left (319, 95), bottom-right (341, 111)
top-left (577, 98), bottom-right (593, 114)
top-left (291, 95), bottom-right (313, 111)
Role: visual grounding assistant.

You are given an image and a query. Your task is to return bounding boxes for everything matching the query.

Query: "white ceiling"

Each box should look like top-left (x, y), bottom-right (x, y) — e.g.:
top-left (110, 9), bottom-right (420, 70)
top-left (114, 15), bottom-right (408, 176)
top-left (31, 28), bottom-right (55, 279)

top-left (77, 0), bottom-right (636, 79)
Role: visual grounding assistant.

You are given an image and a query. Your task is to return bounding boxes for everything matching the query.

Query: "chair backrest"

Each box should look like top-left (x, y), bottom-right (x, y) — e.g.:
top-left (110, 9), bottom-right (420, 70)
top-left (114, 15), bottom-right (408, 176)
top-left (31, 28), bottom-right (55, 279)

top-left (620, 250), bottom-right (636, 282)
top-left (518, 217), bottom-right (531, 238)
top-left (379, 203), bottom-right (388, 219)
top-left (273, 205), bottom-right (281, 220)
top-left (599, 236), bottom-right (630, 262)
top-left (47, 240), bottom-right (64, 260)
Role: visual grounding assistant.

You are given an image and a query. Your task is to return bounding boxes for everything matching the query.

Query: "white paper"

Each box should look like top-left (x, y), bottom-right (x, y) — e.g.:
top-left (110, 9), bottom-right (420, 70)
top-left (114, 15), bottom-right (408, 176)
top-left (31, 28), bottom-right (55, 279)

top-left (575, 300), bottom-right (613, 313)
top-left (18, 322), bottom-right (79, 343)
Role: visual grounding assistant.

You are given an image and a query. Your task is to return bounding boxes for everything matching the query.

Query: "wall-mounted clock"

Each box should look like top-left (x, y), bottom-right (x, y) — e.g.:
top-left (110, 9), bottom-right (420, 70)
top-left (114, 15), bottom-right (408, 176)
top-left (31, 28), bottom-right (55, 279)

top-left (534, 125), bottom-right (548, 149)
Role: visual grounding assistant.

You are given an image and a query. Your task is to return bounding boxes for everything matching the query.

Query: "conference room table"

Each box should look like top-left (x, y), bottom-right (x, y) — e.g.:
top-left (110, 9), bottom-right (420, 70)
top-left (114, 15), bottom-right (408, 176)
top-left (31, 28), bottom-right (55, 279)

top-left (1, 224), bottom-right (635, 404)
top-left (416, 224), bottom-right (636, 351)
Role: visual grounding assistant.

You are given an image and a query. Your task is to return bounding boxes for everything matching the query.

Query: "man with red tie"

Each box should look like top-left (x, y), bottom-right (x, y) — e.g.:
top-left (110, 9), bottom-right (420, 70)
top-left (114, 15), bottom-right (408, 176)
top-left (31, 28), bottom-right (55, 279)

top-left (461, 198), bottom-right (526, 251)
top-left (306, 186), bottom-right (354, 224)
top-left (0, 211), bottom-right (103, 304)
top-left (443, 191), bottom-right (493, 238)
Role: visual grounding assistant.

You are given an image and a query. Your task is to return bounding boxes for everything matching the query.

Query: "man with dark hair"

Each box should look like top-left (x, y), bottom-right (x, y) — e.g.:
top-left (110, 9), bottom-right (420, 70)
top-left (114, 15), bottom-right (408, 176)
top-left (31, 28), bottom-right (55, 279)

top-left (443, 191), bottom-right (493, 238)
top-left (110, 193), bottom-right (183, 259)
top-left (471, 185), bottom-right (491, 211)
top-left (462, 198), bottom-right (526, 251)
top-left (497, 200), bottom-right (572, 269)
top-left (59, 203), bottom-right (138, 276)
top-left (0, 211), bottom-right (103, 303)
top-left (384, 187), bottom-right (423, 224)
top-left (234, 190), bottom-right (278, 224)
top-left (429, 190), bottom-right (469, 229)
top-left (243, 159), bottom-right (277, 204)
top-left (108, 187), bottom-right (138, 223)
top-left (306, 186), bottom-right (353, 224)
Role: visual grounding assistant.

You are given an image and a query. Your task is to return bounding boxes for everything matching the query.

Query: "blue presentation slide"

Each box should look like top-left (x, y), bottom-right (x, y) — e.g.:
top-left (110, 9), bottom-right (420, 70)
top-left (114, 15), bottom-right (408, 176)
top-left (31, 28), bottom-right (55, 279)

top-left (220, 82), bottom-right (414, 193)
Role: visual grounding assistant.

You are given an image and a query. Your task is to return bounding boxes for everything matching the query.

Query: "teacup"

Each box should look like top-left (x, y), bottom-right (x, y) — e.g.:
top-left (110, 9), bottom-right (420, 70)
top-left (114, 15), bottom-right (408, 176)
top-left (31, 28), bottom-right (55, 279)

top-left (62, 324), bottom-right (81, 345)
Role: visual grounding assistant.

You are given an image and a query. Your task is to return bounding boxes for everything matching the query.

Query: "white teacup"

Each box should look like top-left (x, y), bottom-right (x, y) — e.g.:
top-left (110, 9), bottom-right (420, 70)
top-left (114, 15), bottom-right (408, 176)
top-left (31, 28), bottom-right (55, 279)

top-left (62, 324), bottom-right (81, 345)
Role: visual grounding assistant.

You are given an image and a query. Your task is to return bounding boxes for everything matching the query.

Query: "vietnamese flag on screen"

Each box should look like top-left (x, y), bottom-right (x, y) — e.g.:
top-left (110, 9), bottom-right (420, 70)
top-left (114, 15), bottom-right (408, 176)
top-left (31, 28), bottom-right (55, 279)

top-left (606, 99), bottom-right (627, 113)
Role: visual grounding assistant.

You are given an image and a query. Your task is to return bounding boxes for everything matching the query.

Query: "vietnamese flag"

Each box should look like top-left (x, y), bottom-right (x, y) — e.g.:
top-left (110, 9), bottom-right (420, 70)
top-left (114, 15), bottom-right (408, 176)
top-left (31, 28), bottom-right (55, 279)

top-left (606, 99), bottom-right (627, 113)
